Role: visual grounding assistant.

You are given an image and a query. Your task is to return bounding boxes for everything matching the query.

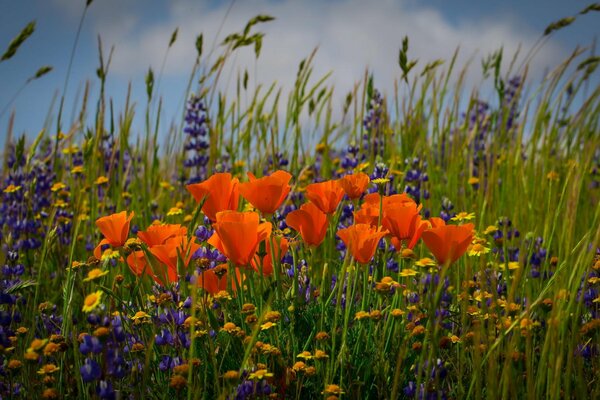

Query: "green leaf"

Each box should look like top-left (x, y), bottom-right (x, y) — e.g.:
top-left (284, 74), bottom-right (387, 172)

top-left (195, 34), bottom-right (203, 58)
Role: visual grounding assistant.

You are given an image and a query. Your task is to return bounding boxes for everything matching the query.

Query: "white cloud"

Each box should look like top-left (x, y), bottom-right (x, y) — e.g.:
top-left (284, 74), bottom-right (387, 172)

top-left (81, 0), bottom-right (563, 97)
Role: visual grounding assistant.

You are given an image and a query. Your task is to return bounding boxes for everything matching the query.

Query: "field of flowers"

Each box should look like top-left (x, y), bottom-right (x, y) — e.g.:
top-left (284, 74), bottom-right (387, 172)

top-left (1, 6), bottom-right (599, 400)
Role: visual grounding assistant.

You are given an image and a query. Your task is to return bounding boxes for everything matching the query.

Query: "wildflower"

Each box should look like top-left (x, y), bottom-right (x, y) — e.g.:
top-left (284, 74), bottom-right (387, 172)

top-left (468, 177), bottom-right (480, 185)
top-left (355, 311), bottom-right (370, 320)
top-left (208, 211), bottom-right (271, 267)
top-left (355, 193), bottom-right (414, 226)
top-left (186, 173), bottom-right (240, 222)
top-left (399, 268), bottom-right (418, 277)
top-left (338, 172), bottom-right (370, 199)
top-left (29, 338), bottom-right (48, 351)
top-left (260, 321), bottom-right (277, 331)
top-left (149, 237), bottom-right (200, 284)
top-left (221, 322), bottom-right (240, 334)
top-left (170, 375), bottom-right (187, 390)
top-left (196, 265), bottom-right (240, 295)
top-left (252, 236), bottom-right (289, 276)
top-left (382, 201), bottom-right (429, 249)
top-left (238, 170), bottom-right (292, 215)
top-left (248, 369), bottom-right (273, 380)
top-left (42, 389), bottom-right (59, 399)
top-left (293, 361), bottom-right (306, 372)
top-left (137, 223), bottom-right (187, 247)
top-left (296, 351), bottom-right (313, 360)
top-left (82, 268), bottom-right (109, 282)
top-left (305, 180), bottom-right (345, 214)
top-left (372, 177), bottom-right (390, 185)
top-left (131, 311), bottom-right (151, 324)
top-left (451, 212), bottom-right (476, 222)
top-left (391, 309), bottom-right (405, 318)
top-left (51, 182), bottom-right (67, 192)
top-left (500, 261), bottom-right (520, 270)
top-left (43, 342), bottom-right (60, 356)
top-left (315, 331), bottom-right (330, 341)
top-left (95, 211), bottom-right (134, 248)
top-left (401, 248), bottom-right (416, 259)
top-left (421, 223), bottom-right (474, 265)
top-left (82, 291), bottom-right (103, 312)
top-left (7, 359), bottom-right (23, 370)
top-left (547, 171), bottom-right (559, 181)
top-left (3, 184), bottom-right (21, 193)
top-left (94, 176), bottom-right (109, 185)
top-left (167, 207), bottom-right (183, 216)
top-left (483, 225), bottom-right (498, 234)
top-left (286, 202), bottom-right (329, 247)
top-left (468, 243), bottom-right (490, 256)
top-left (223, 370), bottom-right (240, 381)
top-left (337, 224), bottom-right (388, 264)
top-left (37, 364), bottom-right (60, 374)
top-left (415, 257), bottom-right (437, 267)
top-left (71, 165), bottom-right (84, 174)
top-left (323, 384), bottom-right (344, 395)
top-left (314, 349), bottom-right (329, 360)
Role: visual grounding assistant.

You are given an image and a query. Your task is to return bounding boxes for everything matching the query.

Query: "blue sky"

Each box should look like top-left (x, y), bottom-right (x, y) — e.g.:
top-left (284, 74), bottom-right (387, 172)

top-left (0, 0), bottom-right (598, 144)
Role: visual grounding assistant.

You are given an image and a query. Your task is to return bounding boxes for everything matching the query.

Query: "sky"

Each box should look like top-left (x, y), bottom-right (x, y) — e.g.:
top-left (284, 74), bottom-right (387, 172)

top-left (0, 0), bottom-right (598, 145)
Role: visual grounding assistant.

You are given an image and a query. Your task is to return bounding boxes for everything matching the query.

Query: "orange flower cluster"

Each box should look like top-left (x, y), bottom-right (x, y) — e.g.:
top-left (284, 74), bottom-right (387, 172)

top-left (94, 169), bottom-right (475, 294)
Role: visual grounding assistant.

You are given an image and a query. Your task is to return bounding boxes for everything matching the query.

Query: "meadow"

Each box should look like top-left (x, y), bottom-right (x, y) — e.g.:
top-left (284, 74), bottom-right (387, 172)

top-left (1, 5), bottom-right (599, 400)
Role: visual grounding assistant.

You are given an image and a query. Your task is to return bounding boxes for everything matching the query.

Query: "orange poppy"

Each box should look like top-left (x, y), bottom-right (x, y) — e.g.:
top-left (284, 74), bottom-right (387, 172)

top-left (338, 172), bottom-right (370, 200)
top-left (149, 235), bottom-right (201, 284)
top-left (252, 236), bottom-right (289, 276)
top-left (239, 170), bottom-right (292, 215)
top-left (421, 223), bottom-right (474, 265)
top-left (126, 251), bottom-right (148, 277)
top-left (137, 224), bottom-right (187, 247)
top-left (95, 211), bottom-right (134, 247)
top-left (336, 224), bottom-right (388, 264)
top-left (382, 202), bottom-right (429, 249)
top-left (429, 217), bottom-right (446, 228)
top-left (305, 180), bottom-right (345, 214)
top-left (186, 173), bottom-right (239, 222)
top-left (285, 202), bottom-right (328, 247)
top-left (207, 211), bottom-right (272, 267)
top-left (354, 193), bottom-right (415, 226)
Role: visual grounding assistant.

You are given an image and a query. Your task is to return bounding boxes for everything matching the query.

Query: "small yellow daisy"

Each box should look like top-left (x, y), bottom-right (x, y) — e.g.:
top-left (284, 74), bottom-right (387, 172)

top-left (82, 268), bottom-right (109, 282)
top-left (82, 291), bottom-right (103, 312)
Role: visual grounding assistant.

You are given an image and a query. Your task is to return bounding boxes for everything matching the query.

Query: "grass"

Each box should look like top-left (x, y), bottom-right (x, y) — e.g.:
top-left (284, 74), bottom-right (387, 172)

top-left (0, 6), bottom-right (599, 400)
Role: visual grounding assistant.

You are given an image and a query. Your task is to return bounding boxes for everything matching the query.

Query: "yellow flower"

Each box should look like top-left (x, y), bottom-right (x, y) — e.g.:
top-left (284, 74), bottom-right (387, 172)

top-left (248, 369), bottom-right (273, 380)
top-left (3, 184), bottom-right (21, 193)
top-left (483, 225), bottom-right (498, 235)
top-left (100, 249), bottom-right (120, 262)
top-left (468, 243), bottom-right (490, 257)
top-left (260, 321), bottom-right (277, 331)
top-left (468, 177), bottom-right (480, 185)
top-left (451, 212), bottom-right (475, 222)
top-left (29, 338), bottom-right (48, 351)
top-left (500, 261), bottom-right (520, 270)
top-left (71, 165), bottom-right (84, 174)
top-left (296, 351), bottom-right (313, 360)
top-left (37, 364), bottom-right (60, 374)
top-left (62, 145), bottom-right (79, 155)
top-left (415, 257), bottom-right (436, 267)
top-left (94, 176), bottom-right (109, 185)
top-left (354, 311), bottom-right (370, 320)
top-left (546, 171), bottom-right (559, 181)
top-left (167, 207), bottom-right (183, 216)
top-left (322, 384), bottom-right (344, 395)
top-left (82, 291), bottom-right (103, 312)
top-left (82, 268), bottom-right (109, 282)
top-left (399, 268), bottom-right (418, 277)
top-left (160, 181), bottom-right (174, 190)
top-left (357, 162), bottom-right (370, 171)
top-left (372, 178), bottom-right (390, 185)
top-left (51, 182), bottom-right (67, 192)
